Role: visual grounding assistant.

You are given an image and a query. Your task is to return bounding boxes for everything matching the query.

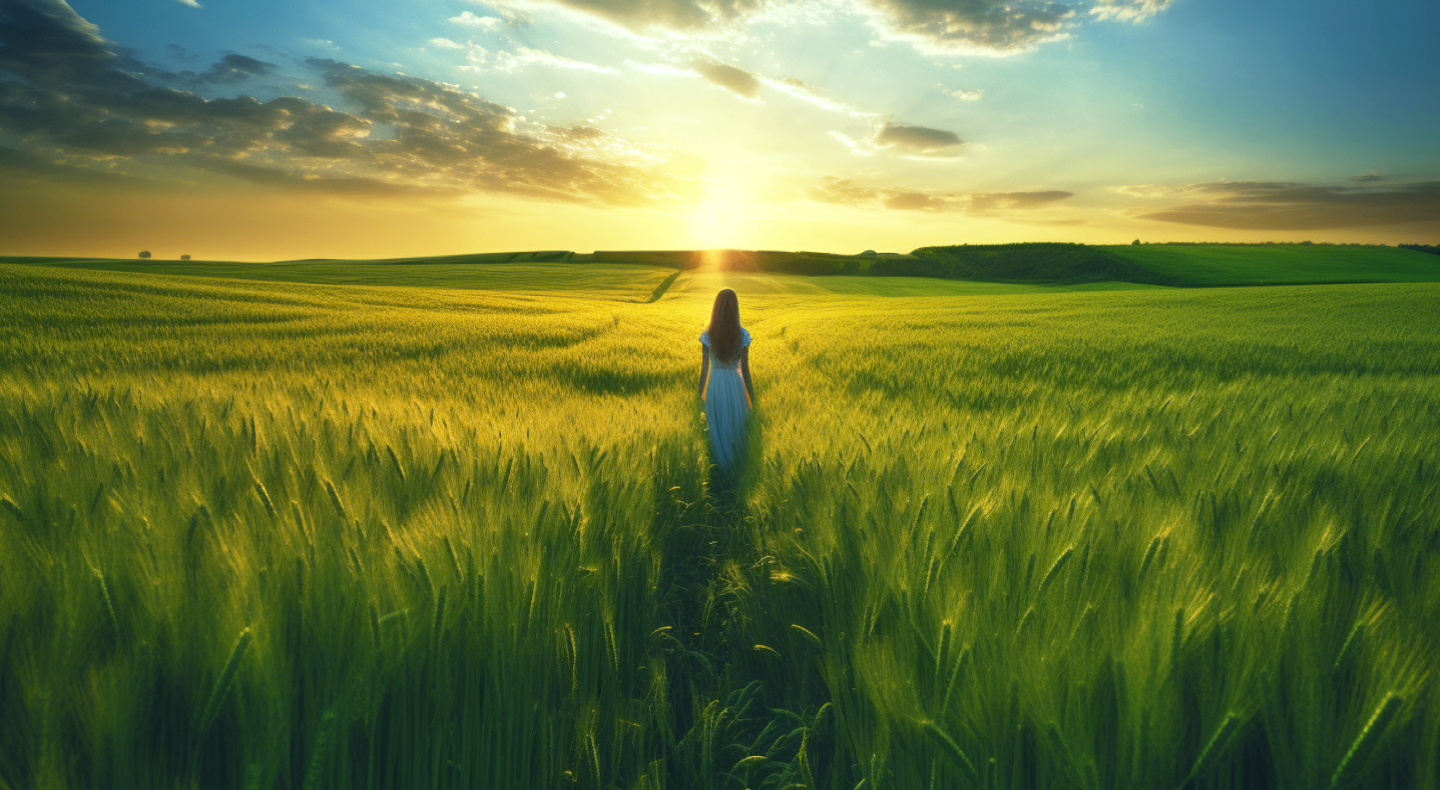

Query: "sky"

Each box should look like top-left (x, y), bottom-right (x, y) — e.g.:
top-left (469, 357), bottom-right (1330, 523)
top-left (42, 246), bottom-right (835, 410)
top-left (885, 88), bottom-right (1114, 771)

top-left (1, 0), bottom-right (1437, 259)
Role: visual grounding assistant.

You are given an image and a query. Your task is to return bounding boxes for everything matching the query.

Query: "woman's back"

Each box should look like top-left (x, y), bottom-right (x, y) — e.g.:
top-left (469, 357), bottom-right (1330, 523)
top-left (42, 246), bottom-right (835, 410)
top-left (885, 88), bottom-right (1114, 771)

top-left (701, 327), bottom-right (751, 368)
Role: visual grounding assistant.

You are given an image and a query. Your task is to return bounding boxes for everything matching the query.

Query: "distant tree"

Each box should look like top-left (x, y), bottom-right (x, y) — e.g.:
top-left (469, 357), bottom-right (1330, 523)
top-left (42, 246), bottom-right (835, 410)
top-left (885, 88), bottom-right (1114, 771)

top-left (1300, 240), bottom-right (1313, 245)
top-left (1131, 239), bottom-right (1140, 246)
top-left (181, 254), bottom-right (191, 260)
top-left (138, 251), bottom-right (151, 259)
top-left (860, 250), bottom-right (878, 259)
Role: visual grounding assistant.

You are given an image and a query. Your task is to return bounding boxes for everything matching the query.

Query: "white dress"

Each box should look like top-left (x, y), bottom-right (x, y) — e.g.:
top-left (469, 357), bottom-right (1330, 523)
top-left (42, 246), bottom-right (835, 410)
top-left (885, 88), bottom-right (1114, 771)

top-left (700, 327), bottom-right (751, 471)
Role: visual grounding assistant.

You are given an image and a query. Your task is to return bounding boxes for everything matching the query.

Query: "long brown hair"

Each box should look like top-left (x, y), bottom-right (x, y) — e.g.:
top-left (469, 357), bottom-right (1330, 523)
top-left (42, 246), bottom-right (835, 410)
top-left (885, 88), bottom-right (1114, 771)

top-left (706, 289), bottom-right (742, 364)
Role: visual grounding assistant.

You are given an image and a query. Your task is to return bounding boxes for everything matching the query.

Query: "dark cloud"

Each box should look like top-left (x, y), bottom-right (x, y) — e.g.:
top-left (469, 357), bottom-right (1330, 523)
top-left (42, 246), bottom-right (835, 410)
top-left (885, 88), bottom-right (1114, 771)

top-left (199, 53), bottom-right (278, 84)
top-left (0, 0), bottom-right (148, 95)
top-left (0, 144), bottom-right (144, 186)
top-left (811, 177), bottom-right (1073, 213)
top-left (1133, 180), bottom-right (1440, 230)
top-left (691, 59), bottom-right (761, 99)
top-left (0, 0), bottom-right (700, 206)
top-left (196, 157), bottom-right (413, 195)
top-left (166, 43), bottom-right (199, 63)
top-left (858, 0), bottom-right (1075, 53)
top-left (872, 122), bottom-right (964, 155)
top-left (1350, 171), bottom-right (1387, 183)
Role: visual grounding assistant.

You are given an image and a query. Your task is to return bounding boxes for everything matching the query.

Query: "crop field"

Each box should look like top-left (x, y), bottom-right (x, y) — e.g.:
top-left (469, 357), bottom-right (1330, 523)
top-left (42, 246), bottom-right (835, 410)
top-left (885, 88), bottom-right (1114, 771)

top-left (35, 259), bottom-right (677, 299)
top-left (1, 258), bottom-right (1438, 789)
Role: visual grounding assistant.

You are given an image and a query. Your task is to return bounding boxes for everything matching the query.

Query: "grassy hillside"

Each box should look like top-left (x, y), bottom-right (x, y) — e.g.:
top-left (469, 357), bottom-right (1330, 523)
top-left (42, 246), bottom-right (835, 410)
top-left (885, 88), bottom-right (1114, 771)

top-left (2, 261), bottom-right (1438, 789)
top-left (32, 259), bottom-right (672, 300)
top-left (1102, 243), bottom-right (1440, 286)
top-left (902, 243), bottom-right (1150, 283)
top-left (587, 250), bottom-right (905, 275)
top-left (669, 270), bottom-right (1157, 297)
top-left (910, 243), bottom-right (1440, 286)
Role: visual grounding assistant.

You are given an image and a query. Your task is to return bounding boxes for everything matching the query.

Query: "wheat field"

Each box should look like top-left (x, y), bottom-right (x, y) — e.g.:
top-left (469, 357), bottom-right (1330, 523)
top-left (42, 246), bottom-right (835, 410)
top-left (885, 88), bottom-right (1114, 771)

top-left (1, 261), bottom-right (1437, 789)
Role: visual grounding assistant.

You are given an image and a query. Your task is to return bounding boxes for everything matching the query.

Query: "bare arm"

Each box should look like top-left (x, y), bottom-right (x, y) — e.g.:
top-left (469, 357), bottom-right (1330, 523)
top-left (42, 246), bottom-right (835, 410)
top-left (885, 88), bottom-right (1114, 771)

top-left (740, 346), bottom-right (754, 406)
top-left (698, 345), bottom-right (710, 399)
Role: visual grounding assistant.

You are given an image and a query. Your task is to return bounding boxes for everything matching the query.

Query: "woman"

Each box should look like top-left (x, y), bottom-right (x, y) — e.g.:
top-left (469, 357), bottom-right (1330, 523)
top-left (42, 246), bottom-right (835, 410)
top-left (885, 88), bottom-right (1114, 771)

top-left (698, 289), bottom-right (754, 472)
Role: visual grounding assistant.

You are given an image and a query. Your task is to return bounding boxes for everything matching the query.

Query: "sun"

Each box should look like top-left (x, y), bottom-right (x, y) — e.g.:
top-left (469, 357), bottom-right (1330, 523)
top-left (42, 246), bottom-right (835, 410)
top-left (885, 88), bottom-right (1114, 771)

top-left (688, 197), bottom-right (746, 250)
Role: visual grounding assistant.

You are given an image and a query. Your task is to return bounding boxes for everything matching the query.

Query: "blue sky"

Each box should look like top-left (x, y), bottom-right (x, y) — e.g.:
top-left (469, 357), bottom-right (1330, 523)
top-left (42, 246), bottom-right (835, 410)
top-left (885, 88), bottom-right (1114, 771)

top-left (2, 0), bottom-right (1437, 258)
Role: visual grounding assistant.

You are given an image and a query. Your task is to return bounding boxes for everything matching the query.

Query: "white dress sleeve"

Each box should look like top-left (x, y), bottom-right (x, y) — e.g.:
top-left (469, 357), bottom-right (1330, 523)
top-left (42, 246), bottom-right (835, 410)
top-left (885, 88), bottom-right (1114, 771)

top-left (699, 330), bottom-right (710, 346)
top-left (741, 328), bottom-right (751, 347)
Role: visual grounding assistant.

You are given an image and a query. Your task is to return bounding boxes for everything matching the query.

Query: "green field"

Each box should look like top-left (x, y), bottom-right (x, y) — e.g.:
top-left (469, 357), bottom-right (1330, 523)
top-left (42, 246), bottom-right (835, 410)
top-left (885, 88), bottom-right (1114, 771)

top-left (33, 258), bottom-right (676, 299)
top-left (2, 255), bottom-right (1439, 789)
top-left (29, 242), bottom-right (1440, 292)
top-left (1101, 244), bottom-right (1440, 286)
top-left (909, 243), bottom-right (1440, 287)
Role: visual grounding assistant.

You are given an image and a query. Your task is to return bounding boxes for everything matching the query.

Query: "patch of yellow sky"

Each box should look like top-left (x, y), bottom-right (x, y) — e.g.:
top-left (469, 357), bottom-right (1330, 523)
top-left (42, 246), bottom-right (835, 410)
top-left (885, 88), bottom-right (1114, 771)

top-left (2, 178), bottom-right (1079, 261)
top-left (2, 163), bottom-right (1382, 262)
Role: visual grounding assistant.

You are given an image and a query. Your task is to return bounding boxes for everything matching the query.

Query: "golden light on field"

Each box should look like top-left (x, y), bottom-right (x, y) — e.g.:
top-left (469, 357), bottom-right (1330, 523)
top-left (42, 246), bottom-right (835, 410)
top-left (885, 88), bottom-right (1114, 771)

top-left (6, 257), bottom-right (1440, 787)
top-left (697, 248), bottom-right (730, 271)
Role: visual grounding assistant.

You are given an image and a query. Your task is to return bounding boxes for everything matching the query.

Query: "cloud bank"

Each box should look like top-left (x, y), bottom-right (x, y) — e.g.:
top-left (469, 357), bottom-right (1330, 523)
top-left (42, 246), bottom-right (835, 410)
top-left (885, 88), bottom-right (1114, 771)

top-left (857, 0), bottom-right (1075, 54)
top-left (1124, 179), bottom-right (1440, 229)
top-left (0, 0), bottom-right (700, 206)
top-left (479, 0), bottom-right (1177, 53)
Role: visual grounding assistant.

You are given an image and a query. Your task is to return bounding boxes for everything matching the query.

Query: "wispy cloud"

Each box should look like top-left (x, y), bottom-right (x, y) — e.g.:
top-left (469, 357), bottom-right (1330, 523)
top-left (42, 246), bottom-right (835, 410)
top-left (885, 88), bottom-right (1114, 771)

top-left (449, 10), bottom-right (502, 28)
top-left (1089, 0), bottom-right (1175, 22)
top-left (476, 0), bottom-right (763, 35)
top-left (497, 47), bottom-right (618, 73)
top-left (828, 131), bottom-right (875, 157)
top-left (626, 55), bottom-right (879, 119)
top-left (946, 87), bottom-right (984, 101)
top-left (764, 76), bottom-right (877, 117)
top-left (625, 59), bottom-right (695, 77)
top-left (196, 54), bottom-right (277, 85)
top-left (468, 0), bottom-right (1179, 55)
top-left (811, 177), bottom-right (1074, 213)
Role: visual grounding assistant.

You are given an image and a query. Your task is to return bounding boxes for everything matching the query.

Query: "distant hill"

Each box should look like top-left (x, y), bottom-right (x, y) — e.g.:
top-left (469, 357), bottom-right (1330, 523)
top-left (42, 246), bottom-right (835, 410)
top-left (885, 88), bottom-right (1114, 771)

top-left (586, 249), bottom-right (908, 274)
top-left (907, 243), bottom-right (1440, 287)
top-left (1099, 244), bottom-right (1440, 286)
top-left (278, 250), bottom-right (576, 265)
top-left (584, 243), bottom-right (1440, 286)
top-left (900, 243), bottom-right (1148, 284)
top-left (6, 243), bottom-right (1437, 288)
